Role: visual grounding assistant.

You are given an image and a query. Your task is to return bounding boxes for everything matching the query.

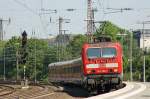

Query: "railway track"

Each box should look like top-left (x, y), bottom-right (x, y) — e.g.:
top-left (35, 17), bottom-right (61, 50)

top-left (0, 85), bottom-right (54, 99)
top-left (0, 85), bottom-right (15, 97)
top-left (0, 83), bottom-right (125, 99)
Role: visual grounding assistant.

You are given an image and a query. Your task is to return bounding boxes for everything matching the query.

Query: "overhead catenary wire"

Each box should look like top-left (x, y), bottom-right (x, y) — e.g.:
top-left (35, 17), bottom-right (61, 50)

top-left (12, 0), bottom-right (52, 38)
top-left (97, 0), bottom-right (107, 20)
top-left (12, 0), bottom-right (39, 15)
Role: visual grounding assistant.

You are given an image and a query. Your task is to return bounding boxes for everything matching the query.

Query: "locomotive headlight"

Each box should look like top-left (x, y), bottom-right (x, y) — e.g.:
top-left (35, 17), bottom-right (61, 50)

top-left (105, 63), bottom-right (118, 67)
top-left (86, 64), bottom-right (99, 68)
top-left (114, 69), bottom-right (118, 72)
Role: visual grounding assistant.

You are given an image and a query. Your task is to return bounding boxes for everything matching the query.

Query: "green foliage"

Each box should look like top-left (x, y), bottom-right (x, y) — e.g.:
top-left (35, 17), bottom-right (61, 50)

top-left (2, 37), bottom-right (21, 79)
top-left (67, 34), bottom-right (88, 58)
top-left (26, 39), bottom-right (48, 80)
top-left (95, 21), bottom-right (123, 41)
top-left (0, 37), bottom-right (58, 81)
top-left (0, 41), bottom-right (6, 78)
top-left (0, 34), bottom-right (87, 81)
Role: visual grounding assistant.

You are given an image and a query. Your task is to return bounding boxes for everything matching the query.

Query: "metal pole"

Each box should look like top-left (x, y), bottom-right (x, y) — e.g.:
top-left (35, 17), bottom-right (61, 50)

top-left (130, 30), bottom-right (133, 81)
top-left (142, 23), bottom-right (146, 82)
top-left (58, 17), bottom-right (63, 61)
top-left (58, 17), bottom-right (70, 61)
top-left (143, 56), bottom-right (145, 82)
top-left (87, 0), bottom-right (93, 43)
top-left (3, 47), bottom-right (5, 81)
top-left (34, 31), bottom-right (37, 83)
top-left (0, 18), bottom-right (11, 41)
top-left (24, 65), bottom-right (26, 81)
top-left (16, 49), bottom-right (19, 80)
top-left (0, 19), bottom-right (3, 40)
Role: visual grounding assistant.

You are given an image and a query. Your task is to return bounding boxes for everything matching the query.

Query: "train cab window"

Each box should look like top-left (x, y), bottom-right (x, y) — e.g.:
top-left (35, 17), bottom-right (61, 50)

top-left (101, 48), bottom-right (116, 58)
top-left (87, 47), bottom-right (117, 58)
top-left (87, 48), bottom-right (101, 59)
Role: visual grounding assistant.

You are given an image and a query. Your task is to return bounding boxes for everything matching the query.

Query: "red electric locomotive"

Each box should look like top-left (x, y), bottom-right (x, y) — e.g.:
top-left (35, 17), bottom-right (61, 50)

top-left (82, 42), bottom-right (123, 92)
top-left (49, 38), bottom-right (123, 93)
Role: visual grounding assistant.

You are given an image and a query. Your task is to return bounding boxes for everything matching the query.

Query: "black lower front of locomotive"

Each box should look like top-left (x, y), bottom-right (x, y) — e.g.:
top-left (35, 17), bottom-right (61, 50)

top-left (83, 74), bottom-right (123, 94)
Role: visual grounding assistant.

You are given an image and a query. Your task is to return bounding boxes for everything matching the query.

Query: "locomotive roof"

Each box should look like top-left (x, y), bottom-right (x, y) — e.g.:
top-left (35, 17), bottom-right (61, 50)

top-left (48, 58), bottom-right (81, 67)
top-left (84, 42), bottom-right (121, 48)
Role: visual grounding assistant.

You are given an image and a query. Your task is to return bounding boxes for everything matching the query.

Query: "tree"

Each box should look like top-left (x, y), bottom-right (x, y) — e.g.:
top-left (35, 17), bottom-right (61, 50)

top-left (67, 34), bottom-right (88, 59)
top-left (0, 36), bottom-right (59, 81)
top-left (0, 41), bottom-right (6, 79)
top-left (2, 37), bottom-right (21, 79)
top-left (95, 21), bottom-right (123, 41)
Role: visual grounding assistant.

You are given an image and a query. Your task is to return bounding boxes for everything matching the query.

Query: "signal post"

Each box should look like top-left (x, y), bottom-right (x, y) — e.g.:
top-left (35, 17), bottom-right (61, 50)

top-left (21, 31), bottom-right (29, 88)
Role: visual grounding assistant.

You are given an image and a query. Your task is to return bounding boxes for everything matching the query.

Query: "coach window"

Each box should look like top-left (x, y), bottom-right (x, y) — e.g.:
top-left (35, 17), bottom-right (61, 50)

top-left (74, 66), bottom-right (77, 73)
top-left (64, 67), bottom-right (66, 74)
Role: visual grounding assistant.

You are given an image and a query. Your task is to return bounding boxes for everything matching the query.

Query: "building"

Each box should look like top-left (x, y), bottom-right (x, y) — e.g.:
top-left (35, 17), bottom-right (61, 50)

top-left (134, 29), bottom-right (150, 50)
top-left (46, 34), bottom-right (75, 46)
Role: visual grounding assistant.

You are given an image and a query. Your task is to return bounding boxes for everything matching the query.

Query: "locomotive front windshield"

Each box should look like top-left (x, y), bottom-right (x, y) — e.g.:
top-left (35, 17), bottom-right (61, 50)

top-left (87, 47), bottom-right (117, 58)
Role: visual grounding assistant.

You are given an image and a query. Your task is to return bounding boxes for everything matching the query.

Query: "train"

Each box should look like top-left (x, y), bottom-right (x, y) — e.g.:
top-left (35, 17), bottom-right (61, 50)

top-left (48, 39), bottom-right (123, 93)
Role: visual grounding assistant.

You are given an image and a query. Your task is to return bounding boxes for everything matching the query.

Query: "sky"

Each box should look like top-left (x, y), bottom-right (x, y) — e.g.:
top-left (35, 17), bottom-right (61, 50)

top-left (1, 0), bottom-right (150, 39)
